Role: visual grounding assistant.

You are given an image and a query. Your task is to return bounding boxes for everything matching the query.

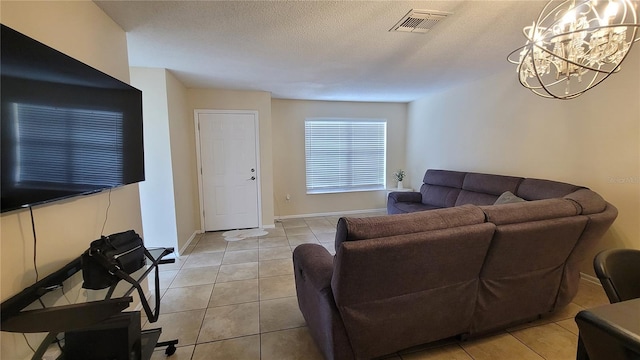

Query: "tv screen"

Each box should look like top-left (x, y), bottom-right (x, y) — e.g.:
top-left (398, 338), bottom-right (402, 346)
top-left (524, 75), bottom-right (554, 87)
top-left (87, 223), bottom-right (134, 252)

top-left (1, 24), bottom-right (145, 213)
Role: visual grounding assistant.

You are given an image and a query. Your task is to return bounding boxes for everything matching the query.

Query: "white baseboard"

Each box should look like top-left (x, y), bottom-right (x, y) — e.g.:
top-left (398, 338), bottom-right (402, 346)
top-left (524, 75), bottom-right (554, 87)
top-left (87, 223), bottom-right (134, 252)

top-left (275, 208), bottom-right (386, 220)
top-left (177, 230), bottom-right (202, 257)
top-left (580, 272), bottom-right (602, 286)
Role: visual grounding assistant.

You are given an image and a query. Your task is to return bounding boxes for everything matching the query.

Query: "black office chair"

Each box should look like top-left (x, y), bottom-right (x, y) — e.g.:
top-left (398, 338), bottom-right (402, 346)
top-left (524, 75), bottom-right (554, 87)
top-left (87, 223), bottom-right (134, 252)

top-left (575, 249), bottom-right (640, 360)
top-left (593, 248), bottom-right (640, 303)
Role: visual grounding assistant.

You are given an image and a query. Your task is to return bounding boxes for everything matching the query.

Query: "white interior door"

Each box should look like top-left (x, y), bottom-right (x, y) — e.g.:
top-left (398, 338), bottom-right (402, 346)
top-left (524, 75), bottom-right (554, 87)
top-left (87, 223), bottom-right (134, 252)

top-left (197, 111), bottom-right (260, 231)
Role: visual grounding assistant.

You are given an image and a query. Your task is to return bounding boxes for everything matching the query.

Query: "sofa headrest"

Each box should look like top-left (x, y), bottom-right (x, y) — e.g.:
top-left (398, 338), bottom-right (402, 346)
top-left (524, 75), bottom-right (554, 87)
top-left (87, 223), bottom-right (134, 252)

top-left (480, 198), bottom-right (580, 225)
top-left (423, 169), bottom-right (466, 188)
top-left (336, 204), bottom-right (485, 243)
top-left (516, 178), bottom-right (584, 201)
top-left (563, 189), bottom-right (607, 215)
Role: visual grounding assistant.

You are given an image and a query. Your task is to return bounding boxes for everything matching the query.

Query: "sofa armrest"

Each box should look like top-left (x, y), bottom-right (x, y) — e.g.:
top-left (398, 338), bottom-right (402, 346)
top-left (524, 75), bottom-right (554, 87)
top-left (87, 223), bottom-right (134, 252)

top-left (293, 244), bottom-right (355, 360)
top-left (293, 243), bottom-right (334, 292)
top-left (388, 191), bottom-right (422, 203)
top-left (387, 191), bottom-right (423, 215)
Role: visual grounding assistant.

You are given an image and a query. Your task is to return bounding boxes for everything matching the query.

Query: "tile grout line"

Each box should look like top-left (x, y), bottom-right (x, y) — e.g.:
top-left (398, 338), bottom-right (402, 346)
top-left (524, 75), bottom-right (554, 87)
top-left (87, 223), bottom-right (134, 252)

top-left (506, 328), bottom-right (548, 360)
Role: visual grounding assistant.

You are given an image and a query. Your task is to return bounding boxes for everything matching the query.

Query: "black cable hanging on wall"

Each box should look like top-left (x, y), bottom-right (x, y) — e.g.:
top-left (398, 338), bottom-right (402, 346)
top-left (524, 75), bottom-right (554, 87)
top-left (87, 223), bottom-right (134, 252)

top-left (100, 187), bottom-right (113, 237)
top-left (28, 206), bottom-right (39, 283)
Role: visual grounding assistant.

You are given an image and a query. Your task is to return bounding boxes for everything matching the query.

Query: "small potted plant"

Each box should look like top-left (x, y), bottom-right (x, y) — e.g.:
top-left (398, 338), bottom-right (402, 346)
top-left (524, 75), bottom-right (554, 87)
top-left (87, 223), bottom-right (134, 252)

top-left (393, 169), bottom-right (406, 189)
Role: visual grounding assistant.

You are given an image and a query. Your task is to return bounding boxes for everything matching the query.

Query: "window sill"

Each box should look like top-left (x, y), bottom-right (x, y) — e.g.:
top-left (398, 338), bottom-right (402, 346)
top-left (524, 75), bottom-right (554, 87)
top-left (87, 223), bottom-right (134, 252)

top-left (307, 187), bottom-right (387, 195)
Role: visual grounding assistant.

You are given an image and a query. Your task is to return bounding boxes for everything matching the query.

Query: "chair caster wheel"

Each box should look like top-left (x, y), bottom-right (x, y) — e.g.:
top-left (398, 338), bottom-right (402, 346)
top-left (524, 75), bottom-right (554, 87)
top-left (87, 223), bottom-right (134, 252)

top-left (165, 344), bottom-right (176, 356)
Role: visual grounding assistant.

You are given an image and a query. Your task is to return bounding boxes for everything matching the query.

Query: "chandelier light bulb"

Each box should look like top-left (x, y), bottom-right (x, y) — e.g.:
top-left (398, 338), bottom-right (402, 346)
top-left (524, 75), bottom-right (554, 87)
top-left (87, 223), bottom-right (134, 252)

top-left (600, 1), bottom-right (619, 25)
top-left (562, 8), bottom-right (577, 25)
top-left (605, 1), bottom-right (620, 17)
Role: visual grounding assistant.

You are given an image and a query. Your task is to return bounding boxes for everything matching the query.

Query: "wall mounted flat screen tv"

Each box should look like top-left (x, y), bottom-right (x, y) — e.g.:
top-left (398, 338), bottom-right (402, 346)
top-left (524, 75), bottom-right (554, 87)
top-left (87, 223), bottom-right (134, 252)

top-left (1, 24), bottom-right (145, 213)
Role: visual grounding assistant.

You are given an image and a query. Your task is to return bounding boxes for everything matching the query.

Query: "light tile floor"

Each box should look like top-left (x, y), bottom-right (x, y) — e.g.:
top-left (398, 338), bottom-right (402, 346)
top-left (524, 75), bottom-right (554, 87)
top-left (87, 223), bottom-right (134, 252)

top-left (144, 211), bottom-right (610, 360)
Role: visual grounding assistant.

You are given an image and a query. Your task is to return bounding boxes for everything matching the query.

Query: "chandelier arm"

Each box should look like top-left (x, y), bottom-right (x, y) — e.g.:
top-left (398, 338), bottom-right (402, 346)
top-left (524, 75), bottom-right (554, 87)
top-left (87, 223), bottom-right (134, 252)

top-left (550, 23), bottom-right (640, 34)
top-left (516, 66), bottom-right (546, 91)
top-left (632, 26), bottom-right (640, 43)
top-left (537, 0), bottom-right (570, 31)
top-left (515, 40), bottom-right (632, 96)
top-left (538, 60), bottom-right (620, 99)
top-left (575, 69), bottom-right (620, 97)
top-left (542, 0), bottom-right (596, 38)
top-left (519, 54), bottom-right (612, 100)
top-left (531, 40), bottom-right (628, 75)
top-left (581, 68), bottom-right (609, 91)
top-left (530, 46), bottom-right (558, 99)
top-left (541, 77), bottom-right (573, 88)
top-left (531, 87), bottom-right (555, 99)
top-left (517, 67), bottom-right (581, 100)
top-left (506, 44), bottom-right (531, 64)
top-left (620, 0), bottom-right (636, 24)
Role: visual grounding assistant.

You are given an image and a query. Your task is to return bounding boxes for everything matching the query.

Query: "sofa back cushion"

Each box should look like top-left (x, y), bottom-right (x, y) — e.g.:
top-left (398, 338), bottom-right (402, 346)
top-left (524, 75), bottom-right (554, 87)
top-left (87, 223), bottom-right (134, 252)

top-left (422, 169), bottom-right (467, 186)
top-left (455, 173), bottom-right (523, 206)
top-left (335, 204), bottom-right (485, 249)
top-left (331, 223), bottom-right (495, 359)
top-left (415, 171), bottom-right (588, 208)
top-left (516, 178), bottom-right (583, 200)
top-left (556, 202), bottom-right (618, 308)
top-left (419, 169), bottom-right (466, 207)
top-left (471, 216), bottom-right (588, 334)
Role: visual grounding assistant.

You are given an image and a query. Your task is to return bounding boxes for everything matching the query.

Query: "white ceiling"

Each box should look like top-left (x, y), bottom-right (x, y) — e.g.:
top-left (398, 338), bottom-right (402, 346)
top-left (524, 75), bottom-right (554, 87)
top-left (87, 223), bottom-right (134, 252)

top-left (95, 0), bottom-right (545, 103)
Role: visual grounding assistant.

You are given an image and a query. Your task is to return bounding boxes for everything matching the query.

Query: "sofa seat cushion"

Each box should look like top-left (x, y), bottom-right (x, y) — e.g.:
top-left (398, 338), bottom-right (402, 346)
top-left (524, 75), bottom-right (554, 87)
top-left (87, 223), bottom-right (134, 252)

top-left (390, 202), bottom-right (441, 214)
top-left (455, 190), bottom-right (500, 206)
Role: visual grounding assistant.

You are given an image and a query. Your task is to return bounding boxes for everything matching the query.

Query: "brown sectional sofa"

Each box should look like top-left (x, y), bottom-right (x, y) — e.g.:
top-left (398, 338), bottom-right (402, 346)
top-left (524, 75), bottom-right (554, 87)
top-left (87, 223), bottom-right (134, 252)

top-left (293, 169), bottom-right (617, 360)
top-left (387, 169), bottom-right (592, 214)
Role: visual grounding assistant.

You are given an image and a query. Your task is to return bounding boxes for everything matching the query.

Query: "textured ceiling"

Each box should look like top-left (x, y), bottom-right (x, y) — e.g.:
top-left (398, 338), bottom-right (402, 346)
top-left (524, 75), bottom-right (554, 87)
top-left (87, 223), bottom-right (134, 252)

top-left (95, 1), bottom-right (545, 102)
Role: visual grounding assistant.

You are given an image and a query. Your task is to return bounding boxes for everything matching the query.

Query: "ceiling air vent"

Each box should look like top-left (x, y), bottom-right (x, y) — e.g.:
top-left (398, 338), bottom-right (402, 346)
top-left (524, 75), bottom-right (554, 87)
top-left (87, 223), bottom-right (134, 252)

top-left (390, 9), bottom-right (451, 34)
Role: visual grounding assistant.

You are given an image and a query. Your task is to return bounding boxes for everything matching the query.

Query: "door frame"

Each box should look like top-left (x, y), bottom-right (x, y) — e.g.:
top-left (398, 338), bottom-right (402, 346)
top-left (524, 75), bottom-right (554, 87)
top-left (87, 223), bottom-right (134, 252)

top-left (194, 109), bottom-right (262, 231)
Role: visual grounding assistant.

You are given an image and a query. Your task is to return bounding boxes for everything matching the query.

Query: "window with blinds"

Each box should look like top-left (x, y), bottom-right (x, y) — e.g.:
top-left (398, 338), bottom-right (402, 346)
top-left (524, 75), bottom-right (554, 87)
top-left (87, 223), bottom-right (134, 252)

top-left (14, 103), bottom-right (124, 188)
top-left (305, 118), bottom-right (387, 194)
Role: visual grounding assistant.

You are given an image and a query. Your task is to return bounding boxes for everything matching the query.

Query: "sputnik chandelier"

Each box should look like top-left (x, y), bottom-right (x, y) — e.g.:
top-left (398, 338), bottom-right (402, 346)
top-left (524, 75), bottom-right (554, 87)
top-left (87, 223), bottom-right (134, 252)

top-left (508, 0), bottom-right (640, 99)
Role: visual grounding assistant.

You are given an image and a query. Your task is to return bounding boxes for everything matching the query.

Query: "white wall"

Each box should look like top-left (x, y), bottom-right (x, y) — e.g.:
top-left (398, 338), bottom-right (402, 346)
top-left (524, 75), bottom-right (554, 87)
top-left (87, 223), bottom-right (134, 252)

top-left (165, 70), bottom-right (200, 251)
top-left (130, 68), bottom-right (199, 253)
top-left (406, 49), bottom-right (640, 276)
top-left (272, 99), bottom-right (407, 216)
top-left (0, 1), bottom-right (142, 358)
top-left (130, 68), bottom-right (179, 250)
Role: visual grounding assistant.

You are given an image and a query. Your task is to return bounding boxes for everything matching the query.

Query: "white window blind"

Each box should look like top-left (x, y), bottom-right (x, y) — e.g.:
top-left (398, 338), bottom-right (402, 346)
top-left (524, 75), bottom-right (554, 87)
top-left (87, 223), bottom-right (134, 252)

top-left (305, 118), bottom-right (386, 194)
